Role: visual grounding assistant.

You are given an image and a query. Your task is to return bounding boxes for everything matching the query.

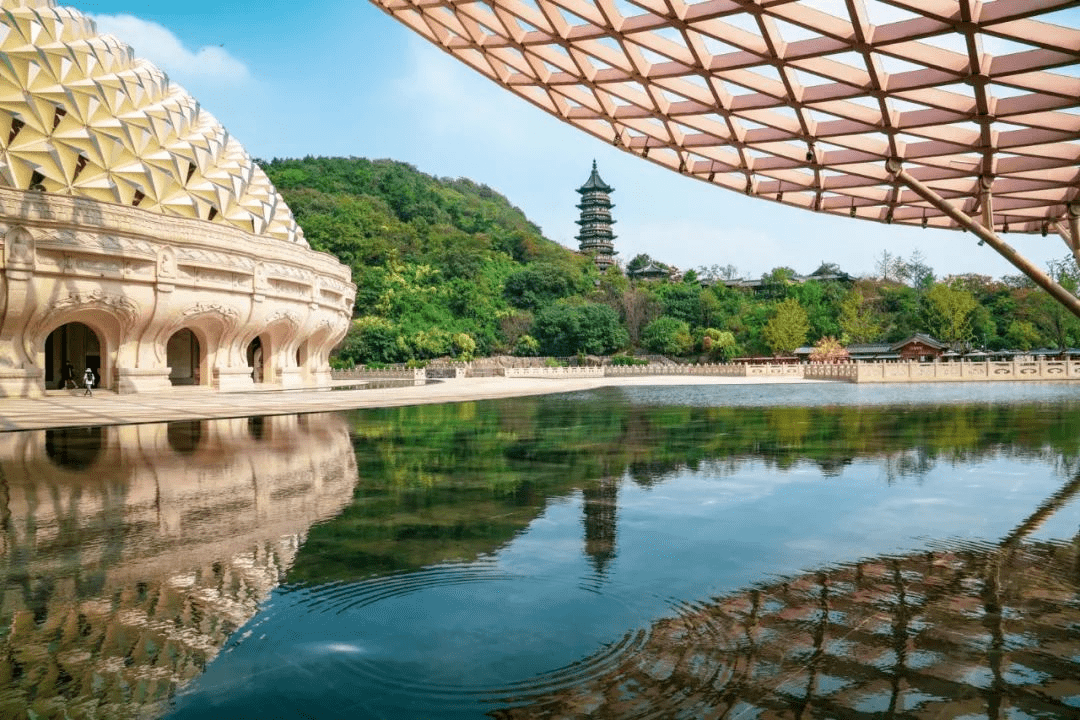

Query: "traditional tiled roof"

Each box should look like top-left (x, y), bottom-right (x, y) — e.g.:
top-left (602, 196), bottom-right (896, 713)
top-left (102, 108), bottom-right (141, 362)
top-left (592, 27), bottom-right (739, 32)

top-left (576, 159), bottom-right (613, 193)
top-left (892, 333), bottom-right (947, 351)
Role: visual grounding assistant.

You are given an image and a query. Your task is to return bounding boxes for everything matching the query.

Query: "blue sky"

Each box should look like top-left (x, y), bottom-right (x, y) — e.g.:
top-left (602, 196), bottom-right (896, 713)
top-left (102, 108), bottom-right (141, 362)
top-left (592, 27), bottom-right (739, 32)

top-left (71, 0), bottom-right (1077, 281)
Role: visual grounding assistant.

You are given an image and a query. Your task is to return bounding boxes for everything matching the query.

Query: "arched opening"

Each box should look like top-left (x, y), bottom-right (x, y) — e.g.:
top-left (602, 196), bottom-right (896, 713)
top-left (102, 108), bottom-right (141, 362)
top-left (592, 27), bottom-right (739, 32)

top-left (248, 415), bottom-right (266, 441)
top-left (167, 420), bottom-right (203, 455)
top-left (167, 329), bottom-right (201, 386)
top-left (296, 341), bottom-right (308, 382)
top-left (45, 322), bottom-right (102, 391)
top-left (247, 336), bottom-right (265, 383)
top-left (45, 426), bottom-right (104, 471)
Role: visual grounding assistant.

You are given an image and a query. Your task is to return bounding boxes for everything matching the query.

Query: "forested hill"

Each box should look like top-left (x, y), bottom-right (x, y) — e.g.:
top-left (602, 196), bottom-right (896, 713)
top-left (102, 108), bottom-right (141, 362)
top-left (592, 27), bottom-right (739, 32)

top-left (261, 156), bottom-right (598, 363)
top-left (263, 156), bottom-right (1080, 367)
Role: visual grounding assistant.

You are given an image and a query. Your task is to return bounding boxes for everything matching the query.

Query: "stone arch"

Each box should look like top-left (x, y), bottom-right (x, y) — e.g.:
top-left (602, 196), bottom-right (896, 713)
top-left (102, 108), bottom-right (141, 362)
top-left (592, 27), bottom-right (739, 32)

top-left (43, 321), bottom-right (104, 390)
top-left (166, 327), bottom-right (203, 386)
top-left (35, 302), bottom-right (128, 392)
top-left (245, 310), bottom-right (303, 386)
top-left (246, 334), bottom-right (266, 384)
top-left (295, 337), bottom-right (311, 383)
top-left (157, 303), bottom-right (240, 387)
top-left (45, 426), bottom-right (104, 471)
top-left (302, 319), bottom-right (343, 382)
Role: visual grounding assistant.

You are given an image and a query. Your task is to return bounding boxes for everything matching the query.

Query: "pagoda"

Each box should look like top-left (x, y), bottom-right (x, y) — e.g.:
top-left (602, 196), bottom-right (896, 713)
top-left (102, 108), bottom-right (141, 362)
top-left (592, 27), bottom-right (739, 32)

top-left (575, 161), bottom-right (616, 270)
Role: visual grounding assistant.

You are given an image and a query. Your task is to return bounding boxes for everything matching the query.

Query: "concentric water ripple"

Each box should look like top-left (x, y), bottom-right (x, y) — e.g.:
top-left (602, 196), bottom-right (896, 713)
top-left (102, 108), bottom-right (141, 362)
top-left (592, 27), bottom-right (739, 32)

top-left (269, 561), bottom-right (740, 713)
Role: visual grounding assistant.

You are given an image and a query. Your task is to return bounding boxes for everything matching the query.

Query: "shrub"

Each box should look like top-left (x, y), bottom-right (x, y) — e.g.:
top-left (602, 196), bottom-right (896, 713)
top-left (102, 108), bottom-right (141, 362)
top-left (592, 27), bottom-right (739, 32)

top-left (809, 336), bottom-right (849, 362)
top-left (513, 334), bottom-right (540, 356)
top-left (642, 316), bottom-right (693, 356)
top-left (610, 354), bottom-right (648, 366)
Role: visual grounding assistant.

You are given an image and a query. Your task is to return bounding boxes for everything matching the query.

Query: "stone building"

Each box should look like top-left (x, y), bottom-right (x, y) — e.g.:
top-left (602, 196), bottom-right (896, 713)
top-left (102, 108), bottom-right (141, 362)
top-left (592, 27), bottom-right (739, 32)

top-left (0, 0), bottom-right (355, 397)
top-left (575, 161), bottom-right (616, 270)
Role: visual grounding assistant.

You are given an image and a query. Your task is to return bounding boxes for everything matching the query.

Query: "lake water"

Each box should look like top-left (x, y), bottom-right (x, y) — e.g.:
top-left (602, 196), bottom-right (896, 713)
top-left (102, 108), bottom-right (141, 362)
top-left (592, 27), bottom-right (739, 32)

top-left (2, 383), bottom-right (1079, 719)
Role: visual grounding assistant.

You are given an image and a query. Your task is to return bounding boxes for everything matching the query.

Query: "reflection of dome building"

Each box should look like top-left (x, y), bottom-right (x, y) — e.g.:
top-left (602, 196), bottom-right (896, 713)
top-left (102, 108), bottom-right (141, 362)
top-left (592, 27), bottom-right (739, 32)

top-left (0, 413), bottom-right (359, 718)
top-left (0, 0), bottom-right (355, 397)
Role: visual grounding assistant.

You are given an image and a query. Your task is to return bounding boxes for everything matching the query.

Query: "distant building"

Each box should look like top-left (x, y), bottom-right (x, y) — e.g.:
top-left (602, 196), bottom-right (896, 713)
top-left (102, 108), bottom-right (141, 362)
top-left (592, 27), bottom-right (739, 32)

top-left (796, 334), bottom-right (948, 362)
top-left (628, 261), bottom-right (671, 281)
top-left (720, 264), bottom-right (853, 291)
top-left (575, 161), bottom-right (617, 270)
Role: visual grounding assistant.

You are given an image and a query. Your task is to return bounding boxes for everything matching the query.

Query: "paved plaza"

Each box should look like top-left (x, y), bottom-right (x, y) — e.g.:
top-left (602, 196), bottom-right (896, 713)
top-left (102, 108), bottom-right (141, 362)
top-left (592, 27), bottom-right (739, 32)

top-left (0, 375), bottom-right (817, 432)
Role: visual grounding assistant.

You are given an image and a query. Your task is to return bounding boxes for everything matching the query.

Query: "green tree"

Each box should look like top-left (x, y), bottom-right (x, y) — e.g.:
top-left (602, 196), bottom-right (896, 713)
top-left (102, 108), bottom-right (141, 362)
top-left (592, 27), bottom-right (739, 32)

top-left (760, 266), bottom-right (796, 299)
top-left (503, 262), bottom-right (581, 310)
top-left (341, 317), bottom-right (407, 365)
top-left (763, 298), bottom-right (810, 355)
top-left (533, 302), bottom-right (628, 356)
top-left (452, 333), bottom-right (477, 361)
top-left (642, 316), bottom-right (694, 356)
top-left (700, 328), bottom-right (738, 360)
top-left (1005, 320), bottom-right (1041, 350)
top-left (839, 289), bottom-right (882, 343)
top-left (626, 253), bottom-right (654, 276)
top-left (654, 283), bottom-right (702, 326)
top-left (923, 282), bottom-right (979, 346)
top-left (1030, 257), bottom-right (1080, 350)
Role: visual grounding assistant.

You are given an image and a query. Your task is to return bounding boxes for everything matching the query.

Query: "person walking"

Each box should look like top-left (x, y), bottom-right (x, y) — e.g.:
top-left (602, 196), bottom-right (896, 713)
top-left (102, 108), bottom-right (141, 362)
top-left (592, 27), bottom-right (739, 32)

top-left (62, 361), bottom-right (76, 389)
top-left (83, 366), bottom-right (95, 396)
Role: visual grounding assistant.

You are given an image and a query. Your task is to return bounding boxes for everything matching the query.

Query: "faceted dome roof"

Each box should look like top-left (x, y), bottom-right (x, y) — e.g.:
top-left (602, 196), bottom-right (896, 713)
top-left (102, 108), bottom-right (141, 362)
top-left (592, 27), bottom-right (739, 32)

top-left (0, 0), bottom-right (306, 245)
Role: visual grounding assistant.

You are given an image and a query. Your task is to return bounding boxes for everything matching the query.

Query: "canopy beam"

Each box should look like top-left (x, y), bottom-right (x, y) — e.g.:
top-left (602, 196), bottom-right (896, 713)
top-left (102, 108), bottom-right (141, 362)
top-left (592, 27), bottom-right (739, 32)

top-left (886, 159), bottom-right (1080, 321)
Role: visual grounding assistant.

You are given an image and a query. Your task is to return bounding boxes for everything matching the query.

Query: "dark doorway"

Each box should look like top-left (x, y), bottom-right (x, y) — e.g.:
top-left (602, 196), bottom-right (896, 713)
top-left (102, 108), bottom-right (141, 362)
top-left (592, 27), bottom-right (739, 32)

top-left (44, 322), bottom-right (101, 390)
top-left (167, 329), bottom-right (200, 386)
top-left (247, 336), bottom-right (264, 383)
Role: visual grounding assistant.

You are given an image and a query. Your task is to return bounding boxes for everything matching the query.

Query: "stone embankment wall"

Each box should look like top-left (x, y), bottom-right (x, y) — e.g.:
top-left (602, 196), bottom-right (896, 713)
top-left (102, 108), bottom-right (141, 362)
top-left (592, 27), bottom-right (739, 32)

top-left (332, 360), bottom-right (1080, 384)
top-left (503, 366), bottom-right (604, 378)
top-left (331, 367), bottom-right (426, 381)
top-left (803, 363), bottom-right (858, 381)
top-left (606, 363), bottom-right (744, 377)
top-left (854, 359), bottom-right (1080, 382)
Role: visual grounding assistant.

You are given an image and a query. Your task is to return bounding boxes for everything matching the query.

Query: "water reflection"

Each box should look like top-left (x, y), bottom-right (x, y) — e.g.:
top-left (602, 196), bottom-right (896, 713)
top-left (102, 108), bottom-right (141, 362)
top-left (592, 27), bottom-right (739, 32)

top-left (0, 414), bottom-right (357, 719)
top-left (167, 389), bottom-right (1080, 719)
top-left (495, 478), bottom-right (1080, 719)
top-left (5, 385), bottom-right (1080, 719)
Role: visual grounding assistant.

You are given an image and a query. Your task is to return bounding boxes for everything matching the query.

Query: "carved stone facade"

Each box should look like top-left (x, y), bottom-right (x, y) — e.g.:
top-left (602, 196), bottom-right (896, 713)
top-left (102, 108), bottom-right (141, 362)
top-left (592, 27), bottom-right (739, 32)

top-left (0, 188), bottom-right (355, 396)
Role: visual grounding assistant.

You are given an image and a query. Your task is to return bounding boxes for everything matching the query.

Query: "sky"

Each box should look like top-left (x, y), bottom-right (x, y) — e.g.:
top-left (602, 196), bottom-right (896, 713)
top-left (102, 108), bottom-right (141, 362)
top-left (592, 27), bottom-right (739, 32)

top-left (70, 0), bottom-right (1079, 281)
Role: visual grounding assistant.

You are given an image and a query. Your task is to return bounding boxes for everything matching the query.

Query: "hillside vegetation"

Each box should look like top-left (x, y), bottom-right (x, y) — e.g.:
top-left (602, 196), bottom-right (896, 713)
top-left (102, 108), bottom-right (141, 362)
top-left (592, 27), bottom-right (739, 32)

top-left (262, 157), bottom-right (1080, 364)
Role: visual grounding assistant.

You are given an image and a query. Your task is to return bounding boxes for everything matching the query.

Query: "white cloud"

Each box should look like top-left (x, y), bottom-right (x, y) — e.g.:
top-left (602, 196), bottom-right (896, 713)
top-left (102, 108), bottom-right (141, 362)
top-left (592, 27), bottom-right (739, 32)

top-left (89, 14), bottom-right (249, 86)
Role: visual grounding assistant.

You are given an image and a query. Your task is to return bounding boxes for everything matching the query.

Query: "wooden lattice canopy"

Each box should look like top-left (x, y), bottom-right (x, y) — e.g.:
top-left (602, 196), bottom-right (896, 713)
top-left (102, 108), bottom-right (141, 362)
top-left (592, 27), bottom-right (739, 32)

top-left (371, 0), bottom-right (1080, 239)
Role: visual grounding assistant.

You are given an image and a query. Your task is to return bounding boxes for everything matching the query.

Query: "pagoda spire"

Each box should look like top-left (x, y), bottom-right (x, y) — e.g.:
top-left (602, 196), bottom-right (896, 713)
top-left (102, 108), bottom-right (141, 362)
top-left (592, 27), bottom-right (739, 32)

top-left (575, 160), bottom-right (616, 270)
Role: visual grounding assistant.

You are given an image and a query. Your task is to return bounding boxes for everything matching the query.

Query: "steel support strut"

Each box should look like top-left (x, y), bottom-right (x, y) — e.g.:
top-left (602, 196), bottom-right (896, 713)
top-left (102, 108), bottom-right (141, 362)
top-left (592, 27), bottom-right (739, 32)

top-left (886, 159), bottom-right (1080, 321)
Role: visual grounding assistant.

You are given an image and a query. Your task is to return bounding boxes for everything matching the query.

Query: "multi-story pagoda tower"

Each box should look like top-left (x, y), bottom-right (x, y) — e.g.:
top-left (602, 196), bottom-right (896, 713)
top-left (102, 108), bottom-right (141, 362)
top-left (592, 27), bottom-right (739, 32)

top-left (575, 161), bottom-right (616, 270)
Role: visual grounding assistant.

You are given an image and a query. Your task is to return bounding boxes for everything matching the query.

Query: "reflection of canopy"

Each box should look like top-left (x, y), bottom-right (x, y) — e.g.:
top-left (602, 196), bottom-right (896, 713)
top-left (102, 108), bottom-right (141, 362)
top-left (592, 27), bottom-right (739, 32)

top-left (373, 0), bottom-right (1080, 309)
top-left (494, 474), bottom-right (1080, 719)
top-left (496, 536), bottom-right (1080, 719)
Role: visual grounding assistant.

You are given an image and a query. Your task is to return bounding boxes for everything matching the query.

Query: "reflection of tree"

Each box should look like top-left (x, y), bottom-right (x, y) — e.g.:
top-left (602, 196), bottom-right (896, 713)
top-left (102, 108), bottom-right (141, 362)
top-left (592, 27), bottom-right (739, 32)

top-left (289, 394), bottom-right (1080, 587)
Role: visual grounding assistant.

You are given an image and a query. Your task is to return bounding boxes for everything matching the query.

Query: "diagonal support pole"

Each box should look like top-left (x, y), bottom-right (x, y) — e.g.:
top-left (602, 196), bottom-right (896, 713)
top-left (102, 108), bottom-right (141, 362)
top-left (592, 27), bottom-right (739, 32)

top-left (1057, 202), bottom-right (1080, 268)
top-left (886, 159), bottom-right (1080, 321)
